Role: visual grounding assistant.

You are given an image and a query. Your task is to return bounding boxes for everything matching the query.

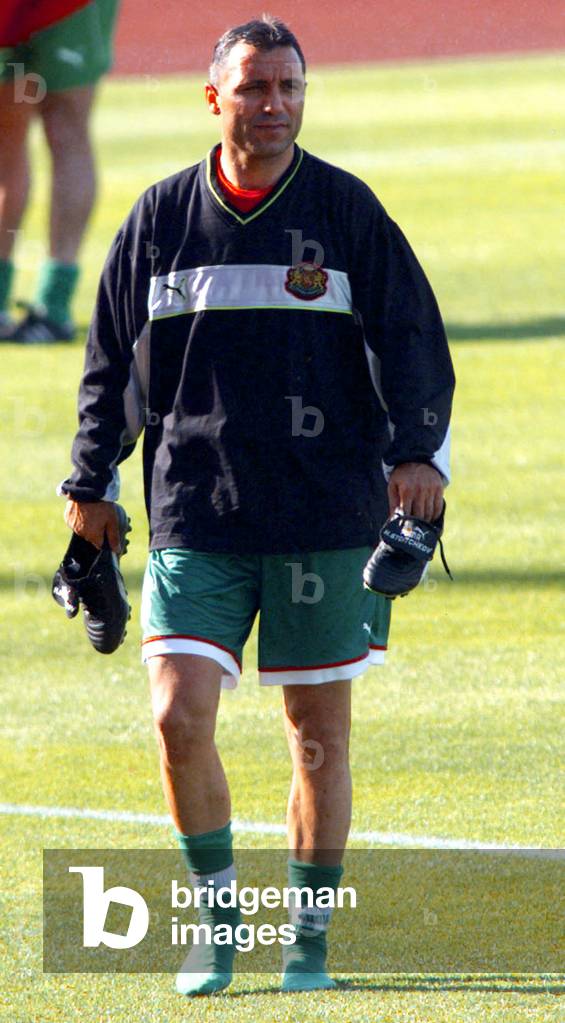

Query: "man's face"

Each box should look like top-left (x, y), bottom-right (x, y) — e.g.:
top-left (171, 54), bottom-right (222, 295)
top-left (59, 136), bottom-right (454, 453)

top-left (208, 42), bottom-right (306, 159)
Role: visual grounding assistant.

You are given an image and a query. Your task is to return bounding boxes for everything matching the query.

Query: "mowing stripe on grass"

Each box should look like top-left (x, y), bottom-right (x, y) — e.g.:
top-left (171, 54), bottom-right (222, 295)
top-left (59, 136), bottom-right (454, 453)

top-left (324, 137), bottom-right (565, 173)
top-left (0, 802), bottom-right (562, 857)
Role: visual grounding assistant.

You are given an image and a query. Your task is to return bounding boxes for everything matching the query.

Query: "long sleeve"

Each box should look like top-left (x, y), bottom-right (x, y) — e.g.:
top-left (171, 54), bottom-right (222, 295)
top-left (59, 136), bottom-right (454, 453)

top-left (59, 199), bottom-right (152, 502)
top-left (350, 198), bottom-right (455, 483)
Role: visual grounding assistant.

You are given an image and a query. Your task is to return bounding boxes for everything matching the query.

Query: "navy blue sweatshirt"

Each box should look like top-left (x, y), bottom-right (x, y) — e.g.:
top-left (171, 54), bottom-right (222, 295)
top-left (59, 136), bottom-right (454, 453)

top-left (60, 144), bottom-right (455, 554)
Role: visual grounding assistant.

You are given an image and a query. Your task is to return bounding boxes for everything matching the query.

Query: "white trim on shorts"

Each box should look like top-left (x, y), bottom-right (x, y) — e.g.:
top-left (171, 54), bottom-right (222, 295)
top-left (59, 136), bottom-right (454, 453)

top-left (141, 636), bottom-right (241, 690)
top-left (258, 645), bottom-right (387, 686)
top-left (142, 639), bottom-right (386, 689)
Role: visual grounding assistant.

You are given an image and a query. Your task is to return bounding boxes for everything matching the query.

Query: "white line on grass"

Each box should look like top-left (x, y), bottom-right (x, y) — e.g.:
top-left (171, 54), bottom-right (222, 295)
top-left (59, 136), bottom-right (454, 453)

top-left (0, 802), bottom-right (561, 857)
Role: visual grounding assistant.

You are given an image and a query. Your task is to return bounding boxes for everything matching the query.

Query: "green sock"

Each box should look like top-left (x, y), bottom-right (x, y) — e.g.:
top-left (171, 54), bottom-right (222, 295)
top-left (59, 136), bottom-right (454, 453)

top-left (0, 259), bottom-right (14, 313)
top-left (35, 259), bottom-right (79, 324)
top-left (176, 822), bottom-right (240, 997)
top-left (282, 859), bottom-right (344, 992)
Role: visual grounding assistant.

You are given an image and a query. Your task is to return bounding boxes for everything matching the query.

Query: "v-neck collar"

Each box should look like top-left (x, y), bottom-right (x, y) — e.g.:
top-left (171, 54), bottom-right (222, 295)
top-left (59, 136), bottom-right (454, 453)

top-left (205, 143), bottom-right (304, 225)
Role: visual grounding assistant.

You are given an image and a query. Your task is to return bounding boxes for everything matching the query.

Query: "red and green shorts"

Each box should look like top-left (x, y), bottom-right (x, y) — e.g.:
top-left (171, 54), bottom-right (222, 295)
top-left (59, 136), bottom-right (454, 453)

top-left (141, 547), bottom-right (392, 688)
top-left (0, 0), bottom-right (119, 92)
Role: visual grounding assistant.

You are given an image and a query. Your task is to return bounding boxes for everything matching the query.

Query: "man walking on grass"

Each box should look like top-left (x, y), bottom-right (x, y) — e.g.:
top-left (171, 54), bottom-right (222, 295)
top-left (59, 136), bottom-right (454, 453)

top-left (59, 15), bottom-right (454, 994)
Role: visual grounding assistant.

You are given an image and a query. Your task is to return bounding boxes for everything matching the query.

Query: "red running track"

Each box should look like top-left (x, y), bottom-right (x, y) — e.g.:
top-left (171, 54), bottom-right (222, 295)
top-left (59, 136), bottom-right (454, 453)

top-left (113, 0), bottom-right (565, 75)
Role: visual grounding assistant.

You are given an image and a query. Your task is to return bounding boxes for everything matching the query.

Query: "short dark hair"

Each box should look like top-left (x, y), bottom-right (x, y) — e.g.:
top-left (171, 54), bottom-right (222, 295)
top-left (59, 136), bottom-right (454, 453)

top-left (209, 14), bottom-right (306, 86)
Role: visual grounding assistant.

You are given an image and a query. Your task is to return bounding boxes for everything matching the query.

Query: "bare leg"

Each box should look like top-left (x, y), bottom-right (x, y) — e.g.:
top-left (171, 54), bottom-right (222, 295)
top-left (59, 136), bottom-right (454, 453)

top-left (0, 82), bottom-right (34, 260)
top-left (148, 653), bottom-right (230, 835)
top-left (283, 679), bottom-right (352, 865)
top-left (281, 679), bottom-right (351, 991)
top-left (150, 653), bottom-right (239, 995)
top-left (39, 85), bottom-right (96, 261)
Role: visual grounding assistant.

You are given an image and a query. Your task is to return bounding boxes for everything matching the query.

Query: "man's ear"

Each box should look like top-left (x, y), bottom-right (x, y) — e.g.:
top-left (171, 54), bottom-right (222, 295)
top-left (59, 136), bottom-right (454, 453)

top-left (205, 83), bottom-right (221, 115)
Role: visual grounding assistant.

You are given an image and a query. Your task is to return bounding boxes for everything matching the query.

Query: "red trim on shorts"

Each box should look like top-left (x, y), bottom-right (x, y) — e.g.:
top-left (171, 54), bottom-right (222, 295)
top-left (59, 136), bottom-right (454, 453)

top-left (142, 634), bottom-right (242, 669)
top-left (259, 651), bottom-right (372, 673)
top-left (370, 644), bottom-right (387, 651)
top-left (2, 0), bottom-right (90, 46)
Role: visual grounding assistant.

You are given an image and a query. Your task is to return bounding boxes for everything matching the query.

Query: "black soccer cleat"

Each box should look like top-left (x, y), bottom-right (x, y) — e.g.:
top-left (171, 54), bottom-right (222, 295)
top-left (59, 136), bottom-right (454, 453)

top-left (0, 312), bottom-right (17, 340)
top-left (52, 504), bottom-right (132, 654)
top-left (1, 302), bottom-right (75, 343)
top-left (363, 502), bottom-right (452, 599)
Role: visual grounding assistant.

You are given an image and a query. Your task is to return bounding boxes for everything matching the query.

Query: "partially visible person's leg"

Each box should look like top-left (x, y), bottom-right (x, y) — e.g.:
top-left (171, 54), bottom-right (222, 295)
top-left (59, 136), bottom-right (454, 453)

top-left (31, 84), bottom-right (96, 330)
top-left (40, 84), bottom-right (97, 264)
top-left (258, 547), bottom-right (390, 991)
top-left (283, 679), bottom-right (352, 862)
top-left (0, 82), bottom-right (33, 260)
top-left (142, 549), bottom-right (259, 996)
top-left (0, 80), bottom-right (34, 331)
top-left (148, 651), bottom-right (240, 996)
top-left (148, 652), bottom-right (229, 835)
top-left (37, 0), bottom-right (119, 272)
top-left (5, 0), bottom-right (120, 341)
top-left (280, 680), bottom-right (351, 991)
top-left (143, 550), bottom-right (257, 833)
top-left (260, 547), bottom-right (387, 865)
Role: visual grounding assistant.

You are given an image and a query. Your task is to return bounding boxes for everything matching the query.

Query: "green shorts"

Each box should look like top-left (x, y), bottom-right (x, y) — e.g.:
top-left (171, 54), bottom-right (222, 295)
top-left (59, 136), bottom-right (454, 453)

top-left (0, 0), bottom-right (119, 93)
top-left (141, 548), bottom-right (392, 688)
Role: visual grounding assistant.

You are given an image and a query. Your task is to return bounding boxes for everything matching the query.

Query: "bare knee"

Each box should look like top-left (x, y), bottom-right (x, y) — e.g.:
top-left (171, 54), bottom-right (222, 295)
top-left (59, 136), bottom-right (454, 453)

top-left (40, 86), bottom-right (95, 155)
top-left (149, 654), bottom-right (222, 766)
top-left (285, 702), bottom-right (351, 773)
top-left (153, 698), bottom-right (216, 766)
top-left (296, 725), bottom-right (348, 772)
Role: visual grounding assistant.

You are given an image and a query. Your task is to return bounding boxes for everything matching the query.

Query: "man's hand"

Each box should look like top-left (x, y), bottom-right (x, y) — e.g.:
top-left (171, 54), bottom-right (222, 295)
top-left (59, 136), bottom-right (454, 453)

top-left (64, 499), bottom-right (121, 552)
top-left (388, 462), bottom-right (444, 521)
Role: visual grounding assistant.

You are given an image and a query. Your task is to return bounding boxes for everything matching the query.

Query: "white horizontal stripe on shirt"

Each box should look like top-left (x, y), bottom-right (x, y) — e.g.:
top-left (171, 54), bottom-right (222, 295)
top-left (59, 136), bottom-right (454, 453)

top-left (148, 263), bottom-right (353, 319)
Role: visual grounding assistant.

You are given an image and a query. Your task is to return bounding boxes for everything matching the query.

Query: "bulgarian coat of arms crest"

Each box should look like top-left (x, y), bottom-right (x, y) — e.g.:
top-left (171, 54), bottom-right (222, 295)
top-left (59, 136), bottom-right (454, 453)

top-left (285, 262), bottom-right (329, 301)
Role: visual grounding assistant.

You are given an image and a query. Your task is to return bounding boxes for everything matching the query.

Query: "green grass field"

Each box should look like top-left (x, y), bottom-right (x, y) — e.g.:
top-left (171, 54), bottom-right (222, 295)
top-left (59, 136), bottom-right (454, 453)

top-left (1, 52), bottom-right (564, 1021)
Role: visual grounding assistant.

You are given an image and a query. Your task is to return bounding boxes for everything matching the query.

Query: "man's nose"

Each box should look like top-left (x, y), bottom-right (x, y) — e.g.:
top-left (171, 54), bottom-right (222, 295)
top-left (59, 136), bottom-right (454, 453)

top-left (263, 84), bottom-right (284, 114)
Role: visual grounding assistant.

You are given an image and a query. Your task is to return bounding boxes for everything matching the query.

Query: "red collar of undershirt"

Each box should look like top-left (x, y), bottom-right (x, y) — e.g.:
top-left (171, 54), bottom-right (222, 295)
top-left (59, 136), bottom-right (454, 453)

top-left (215, 147), bottom-right (274, 213)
